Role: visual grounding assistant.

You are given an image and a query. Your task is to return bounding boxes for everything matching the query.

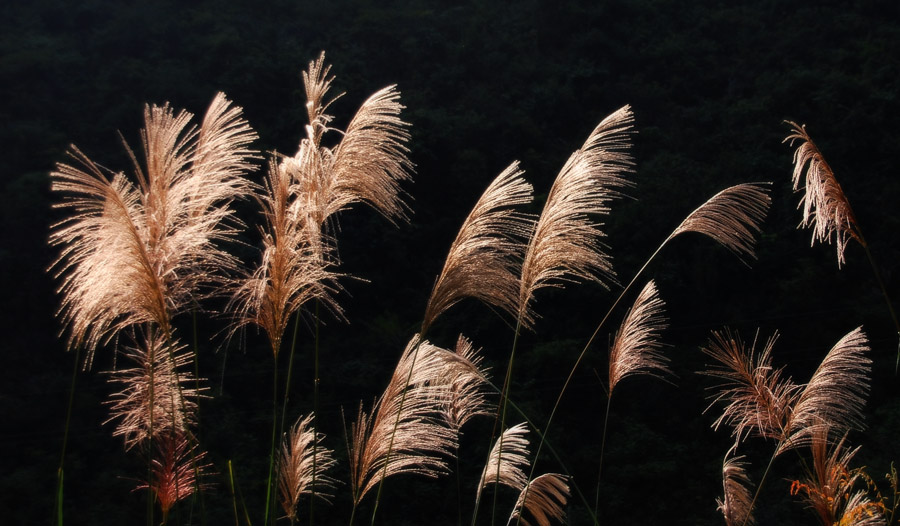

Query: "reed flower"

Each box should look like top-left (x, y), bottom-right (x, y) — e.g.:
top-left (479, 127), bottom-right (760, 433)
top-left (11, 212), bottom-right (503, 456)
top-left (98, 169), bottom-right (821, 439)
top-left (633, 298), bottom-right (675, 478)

top-left (136, 430), bottom-right (211, 522)
top-left (441, 335), bottom-right (494, 432)
top-left (291, 52), bottom-right (413, 251)
top-left (716, 455), bottom-right (755, 526)
top-left (518, 106), bottom-right (634, 324)
top-left (784, 121), bottom-right (862, 267)
top-left (477, 423), bottom-right (531, 499)
top-left (422, 163), bottom-right (534, 333)
top-left (701, 327), bottom-right (871, 455)
top-left (105, 331), bottom-right (205, 450)
top-left (347, 335), bottom-right (459, 504)
top-left (510, 473), bottom-right (570, 526)
top-left (607, 280), bottom-right (669, 393)
top-left (50, 93), bottom-right (258, 366)
top-left (277, 413), bottom-right (337, 522)
top-left (668, 183), bottom-right (771, 261)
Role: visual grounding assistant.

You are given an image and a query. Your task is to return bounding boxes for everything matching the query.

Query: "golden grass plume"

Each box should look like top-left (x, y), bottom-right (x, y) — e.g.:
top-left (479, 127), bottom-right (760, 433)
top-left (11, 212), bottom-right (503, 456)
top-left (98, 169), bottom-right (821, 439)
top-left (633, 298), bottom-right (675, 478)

top-left (422, 163), bottom-right (534, 333)
top-left (50, 93), bottom-right (258, 365)
top-left (510, 473), bottom-right (570, 526)
top-left (477, 422), bottom-right (531, 500)
top-left (277, 413), bottom-right (337, 522)
top-left (784, 121), bottom-right (862, 267)
top-left (716, 455), bottom-right (755, 526)
top-left (607, 280), bottom-right (670, 393)
top-left (517, 105), bottom-right (634, 324)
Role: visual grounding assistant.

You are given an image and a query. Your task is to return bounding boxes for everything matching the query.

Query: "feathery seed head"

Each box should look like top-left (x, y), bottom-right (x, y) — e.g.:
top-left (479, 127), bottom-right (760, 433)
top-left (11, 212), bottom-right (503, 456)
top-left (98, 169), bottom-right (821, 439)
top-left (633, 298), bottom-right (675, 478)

top-left (607, 280), bottom-right (670, 393)
top-left (277, 413), bottom-right (337, 522)
top-left (716, 455), bottom-right (755, 526)
top-left (784, 121), bottom-right (862, 267)
top-left (510, 473), bottom-right (570, 526)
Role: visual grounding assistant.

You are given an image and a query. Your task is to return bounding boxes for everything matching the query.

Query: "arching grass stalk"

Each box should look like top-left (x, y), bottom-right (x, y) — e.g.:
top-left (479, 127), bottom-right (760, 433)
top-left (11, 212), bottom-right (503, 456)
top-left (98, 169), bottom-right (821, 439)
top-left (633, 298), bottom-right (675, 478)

top-left (310, 299), bottom-right (320, 526)
top-left (593, 393), bottom-right (612, 519)
top-left (56, 345), bottom-right (81, 526)
top-left (263, 351), bottom-right (279, 526)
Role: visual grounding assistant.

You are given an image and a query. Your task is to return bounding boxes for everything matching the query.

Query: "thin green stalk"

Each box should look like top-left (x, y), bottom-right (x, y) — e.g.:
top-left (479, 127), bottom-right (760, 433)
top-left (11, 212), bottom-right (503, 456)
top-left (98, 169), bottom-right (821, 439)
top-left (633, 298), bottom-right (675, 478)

top-left (56, 345), bottom-right (81, 526)
top-left (740, 441), bottom-right (782, 526)
top-left (490, 320), bottom-right (522, 526)
top-left (455, 444), bottom-right (463, 526)
top-left (264, 356), bottom-right (279, 526)
top-left (311, 299), bottom-right (321, 526)
top-left (593, 394), bottom-right (613, 519)
top-left (228, 460), bottom-right (253, 526)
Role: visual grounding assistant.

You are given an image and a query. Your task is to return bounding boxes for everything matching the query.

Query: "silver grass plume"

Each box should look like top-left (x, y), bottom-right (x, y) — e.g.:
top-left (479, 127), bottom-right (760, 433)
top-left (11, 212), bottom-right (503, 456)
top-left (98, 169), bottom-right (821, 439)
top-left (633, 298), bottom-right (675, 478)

top-left (347, 335), bottom-right (459, 504)
top-left (50, 93), bottom-right (258, 366)
top-left (228, 158), bottom-right (339, 357)
top-left (667, 183), bottom-right (771, 262)
top-left (509, 473), bottom-right (570, 526)
top-left (441, 335), bottom-right (494, 432)
top-left (422, 163), bottom-right (534, 334)
top-left (105, 331), bottom-right (205, 450)
top-left (784, 121), bottom-right (862, 267)
top-left (778, 327), bottom-right (871, 455)
top-left (716, 455), bottom-right (755, 526)
top-left (607, 280), bottom-right (670, 393)
top-left (292, 51), bottom-right (413, 250)
top-left (518, 105), bottom-right (634, 325)
top-left (701, 327), bottom-right (871, 456)
top-left (700, 329), bottom-right (799, 445)
top-left (477, 423), bottom-right (531, 501)
top-left (136, 430), bottom-right (211, 522)
top-left (277, 413), bottom-right (337, 522)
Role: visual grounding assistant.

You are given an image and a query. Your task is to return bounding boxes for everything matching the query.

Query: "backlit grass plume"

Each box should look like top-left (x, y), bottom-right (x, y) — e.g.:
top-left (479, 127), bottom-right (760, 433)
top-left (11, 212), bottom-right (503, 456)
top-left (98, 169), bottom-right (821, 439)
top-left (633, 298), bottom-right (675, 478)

top-left (716, 455), bottom-right (755, 526)
top-left (105, 331), bottom-right (204, 450)
top-left (702, 326), bottom-right (871, 454)
top-left (510, 473), bottom-right (570, 526)
top-left (137, 430), bottom-right (211, 524)
top-left (477, 423), bottom-right (531, 500)
top-left (277, 413), bottom-right (337, 524)
top-left (441, 335), bottom-right (494, 432)
top-left (291, 51), bottom-right (413, 250)
top-left (347, 335), bottom-right (461, 506)
top-left (422, 163), bottom-right (534, 334)
top-left (517, 105), bottom-right (634, 324)
top-left (784, 121), bottom-right (862, 267)
top-left (607, 280), bottom-right (670, 393)
top-left (229, 158), bottom-right (338, 357)
top-left (50, 93), bottom-right (258, 365)
top-left (667, 183), bottom-right (771, 262)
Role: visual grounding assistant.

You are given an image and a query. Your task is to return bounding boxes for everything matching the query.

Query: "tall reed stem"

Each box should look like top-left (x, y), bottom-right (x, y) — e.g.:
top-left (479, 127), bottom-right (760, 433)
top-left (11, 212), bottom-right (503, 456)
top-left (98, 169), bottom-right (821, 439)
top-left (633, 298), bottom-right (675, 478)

top-left (593, 394), bottom-right (613, 519)
top-left (490, 320), bottom-right (522, 526)
top-left (264, 356), bottom-right (279, 526)
top-left (858, 242), bottom-right (900, 371)
top-left (311, 299), bottom-right (321, 526)
top-left (56, 345), bottom-right (81, 526)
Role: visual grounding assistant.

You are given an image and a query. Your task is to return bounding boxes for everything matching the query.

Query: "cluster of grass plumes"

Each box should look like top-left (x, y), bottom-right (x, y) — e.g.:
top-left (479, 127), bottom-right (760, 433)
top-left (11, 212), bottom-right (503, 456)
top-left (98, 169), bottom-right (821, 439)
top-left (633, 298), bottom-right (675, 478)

top-left (48, 54), bottom-right (898, 526)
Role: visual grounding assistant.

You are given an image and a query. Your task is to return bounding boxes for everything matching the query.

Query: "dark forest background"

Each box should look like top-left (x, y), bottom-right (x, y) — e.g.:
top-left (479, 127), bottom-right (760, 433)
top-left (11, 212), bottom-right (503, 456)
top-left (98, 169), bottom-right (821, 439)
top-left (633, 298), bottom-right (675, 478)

top-left (1, 1), bottom-right (899, 525)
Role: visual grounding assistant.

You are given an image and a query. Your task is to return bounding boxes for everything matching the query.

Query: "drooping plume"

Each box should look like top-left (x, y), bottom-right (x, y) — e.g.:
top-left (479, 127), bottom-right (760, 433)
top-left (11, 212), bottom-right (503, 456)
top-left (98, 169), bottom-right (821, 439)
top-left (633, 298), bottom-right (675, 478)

top-left (784, 121), bottom-right (862, 267)
top-left (441, 335), bottom-right (494, 432)
top-left (347, 335), bottom-right (458, 504)
top-left (509, 473), bottom-right (570, 526)
top-left (422, 163), bottom-right (534, 334)
top-left (518, 106), bottom-right (634, 324)
top-left (277, 413), bottom-right (337, 522)
top-left (716, 455), bottom-right (755, 526)
top-left (477, 423), bottom-right (531, 500)
top-left (607, 280), bottom-right (670, 393)
top-left (667, 183), bottom-right (771, 262)
top-left (50, 94), bottom-right (258, 365)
